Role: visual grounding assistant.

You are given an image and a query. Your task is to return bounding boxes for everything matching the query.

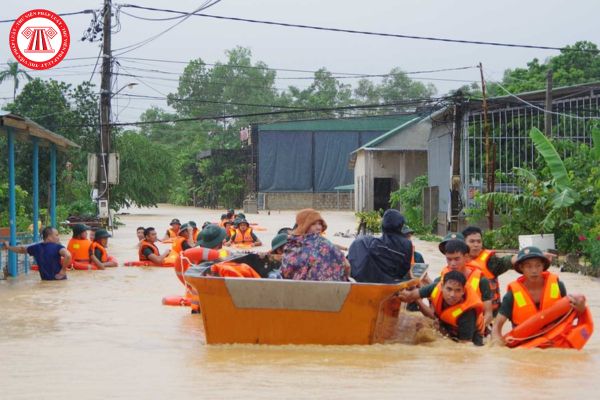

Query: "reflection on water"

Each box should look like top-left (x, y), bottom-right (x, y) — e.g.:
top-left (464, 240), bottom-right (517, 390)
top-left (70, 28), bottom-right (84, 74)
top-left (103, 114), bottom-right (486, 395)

top-left (1, 206), bottom-right (599, 399)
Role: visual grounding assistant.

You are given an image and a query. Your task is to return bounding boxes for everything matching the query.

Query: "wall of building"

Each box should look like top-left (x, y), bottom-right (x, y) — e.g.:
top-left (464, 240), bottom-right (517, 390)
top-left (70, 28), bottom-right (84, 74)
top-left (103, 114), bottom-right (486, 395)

top-left (261, 192), bottom-right (354, 210)
top-left (378, 119), bottom-right (430, 150)
top-left (353, 152), bottom-right (367, 211)
top-left (427, 122), bottom-right (452, 233)
top-left (353, 150), bottom-right (428, 211)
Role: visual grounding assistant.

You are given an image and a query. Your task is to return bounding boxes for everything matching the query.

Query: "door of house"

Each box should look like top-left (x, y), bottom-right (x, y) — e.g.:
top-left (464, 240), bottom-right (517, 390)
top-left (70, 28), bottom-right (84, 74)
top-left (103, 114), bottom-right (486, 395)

top-left (373, 178), bottom-right (393, 211)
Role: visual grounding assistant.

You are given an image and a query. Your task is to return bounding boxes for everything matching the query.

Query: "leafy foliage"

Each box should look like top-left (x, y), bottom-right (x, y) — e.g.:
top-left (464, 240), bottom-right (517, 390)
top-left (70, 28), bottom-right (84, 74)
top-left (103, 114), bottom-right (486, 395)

top-left (472, 127), bottom-right (600, 263)
top-left (389, 175), bottom-right (432, 233)
top-left (110, 131), bottom-right (174, 209)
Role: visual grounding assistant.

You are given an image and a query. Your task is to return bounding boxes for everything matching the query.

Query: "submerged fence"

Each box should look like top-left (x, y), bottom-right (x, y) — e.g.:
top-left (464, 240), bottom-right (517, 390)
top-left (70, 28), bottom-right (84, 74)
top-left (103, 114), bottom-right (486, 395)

top-left (461, 87), bottom-right (600, 205)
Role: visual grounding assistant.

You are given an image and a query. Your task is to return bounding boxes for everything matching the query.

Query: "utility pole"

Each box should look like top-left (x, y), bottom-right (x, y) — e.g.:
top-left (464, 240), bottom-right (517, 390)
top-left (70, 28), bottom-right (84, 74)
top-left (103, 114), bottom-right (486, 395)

top-left (449, 90), bottom-right (463, 232)
top-left (479, 62), bottom-right (494, 230)
top-left (545, 69), bottom-right (553, 136)
top-left (98, 0), bottom-right (112, 226)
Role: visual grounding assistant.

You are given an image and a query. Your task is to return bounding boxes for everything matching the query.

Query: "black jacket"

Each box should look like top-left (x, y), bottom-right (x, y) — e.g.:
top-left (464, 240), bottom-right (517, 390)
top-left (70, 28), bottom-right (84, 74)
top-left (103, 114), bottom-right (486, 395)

top-left (348, 209), bottom-right (413, 283)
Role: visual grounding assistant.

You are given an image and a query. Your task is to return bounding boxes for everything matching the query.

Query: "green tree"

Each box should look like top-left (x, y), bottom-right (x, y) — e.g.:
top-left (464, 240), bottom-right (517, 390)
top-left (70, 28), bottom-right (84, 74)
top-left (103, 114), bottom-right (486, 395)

top-left (110, 131), bottom-right (174, 209)
top-left (286, 68), bottom-right (353, 117)
top-left (490, 41), bottom-right (600, 95)
top-left (0, 60), bottom-right (33, 100)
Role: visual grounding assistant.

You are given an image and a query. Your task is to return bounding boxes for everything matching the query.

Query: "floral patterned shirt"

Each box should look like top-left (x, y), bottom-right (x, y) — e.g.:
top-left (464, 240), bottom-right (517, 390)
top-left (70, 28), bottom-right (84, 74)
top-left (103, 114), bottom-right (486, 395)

top-left (281, 233), bottom-right (350, 281)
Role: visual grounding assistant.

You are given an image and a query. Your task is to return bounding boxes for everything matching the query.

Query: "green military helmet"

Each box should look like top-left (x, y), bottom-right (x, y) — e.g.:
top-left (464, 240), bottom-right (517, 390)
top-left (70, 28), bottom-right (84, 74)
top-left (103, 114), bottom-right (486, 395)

top-left (514, 246), bottom-right (550, 273)
top-left (438, 232), bottom-right (465, 254)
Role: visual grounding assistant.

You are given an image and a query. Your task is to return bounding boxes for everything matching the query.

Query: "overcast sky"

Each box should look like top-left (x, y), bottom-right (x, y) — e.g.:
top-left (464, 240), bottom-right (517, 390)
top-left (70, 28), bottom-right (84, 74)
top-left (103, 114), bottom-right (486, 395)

top-left (2, 0), bottom-right (600, 123)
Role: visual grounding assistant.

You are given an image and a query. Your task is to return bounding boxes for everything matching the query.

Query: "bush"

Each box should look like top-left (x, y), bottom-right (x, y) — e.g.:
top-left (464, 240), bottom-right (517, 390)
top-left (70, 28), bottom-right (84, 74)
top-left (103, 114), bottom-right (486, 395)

top-left (355, 210), bottom-right (382, 234)
top-left (389, 175), bottom-right (433, 234)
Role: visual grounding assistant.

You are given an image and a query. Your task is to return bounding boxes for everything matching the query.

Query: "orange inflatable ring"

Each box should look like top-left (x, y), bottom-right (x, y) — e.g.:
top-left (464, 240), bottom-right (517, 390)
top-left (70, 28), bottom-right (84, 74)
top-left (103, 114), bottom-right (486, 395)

top-left (505, 296), bottom-right (594, 349)
top-left (175, 247), bottom-right (229, 286)
top-left (505, 296), bottom-right (572, 343)
top-left (162, 295), bottom-right (191, 307)
top-left (123, 260), bottom-right (173, 267)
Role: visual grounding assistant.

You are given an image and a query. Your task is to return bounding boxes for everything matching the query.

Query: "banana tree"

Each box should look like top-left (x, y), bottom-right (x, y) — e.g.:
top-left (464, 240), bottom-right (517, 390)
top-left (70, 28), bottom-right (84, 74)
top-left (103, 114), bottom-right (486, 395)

top-left (476, 127), bottom-right (600, 249)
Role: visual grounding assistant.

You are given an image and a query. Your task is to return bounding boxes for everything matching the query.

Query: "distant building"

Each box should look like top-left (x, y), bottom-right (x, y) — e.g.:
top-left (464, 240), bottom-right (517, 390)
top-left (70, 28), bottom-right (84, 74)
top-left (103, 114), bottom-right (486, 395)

top-left (349, 117), bottom-right (429, 211)
top-left (254, 114), bottom-right (417, 210)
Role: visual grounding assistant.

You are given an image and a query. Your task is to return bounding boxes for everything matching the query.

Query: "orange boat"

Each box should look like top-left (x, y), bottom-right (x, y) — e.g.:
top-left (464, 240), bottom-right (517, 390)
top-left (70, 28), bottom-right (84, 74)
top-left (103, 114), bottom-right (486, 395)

top-left (185, 265), bottom-right (425, 345)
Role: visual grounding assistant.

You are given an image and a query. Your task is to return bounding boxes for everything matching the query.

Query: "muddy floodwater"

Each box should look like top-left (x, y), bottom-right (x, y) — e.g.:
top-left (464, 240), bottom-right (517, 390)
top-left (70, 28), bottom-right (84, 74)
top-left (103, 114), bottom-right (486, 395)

top-left (1, 205), bottom-right (599, 399)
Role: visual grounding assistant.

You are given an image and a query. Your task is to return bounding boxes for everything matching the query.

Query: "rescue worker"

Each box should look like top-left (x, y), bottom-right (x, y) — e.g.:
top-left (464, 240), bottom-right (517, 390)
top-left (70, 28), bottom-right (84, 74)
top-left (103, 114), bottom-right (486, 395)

top-left (89, 229), bottom-right (118, 269)
top-left (188, 221), bottom-right (199, 242)
top-left (462, 226), bottom-right (514, 315)
top-left (428, 270), bottom-right (485, 345)
top-left (398, 239), bottom-right (494, 327)
top-left (140, 227), bottom-right (171, 264)
top-left (223, 220), bottom-right (235, 241)
top-left (162, 218), bottom-right (181, 241)
top-left (184, 224), bottom-right (230, 313)
top-left (492, 246), bottom-right (587, 346)
top-left (171, 223), bottom-right (195, 254)
top-left (67, 223), bottom-right (92, 265)
top-left (226, 219), bottom-right (262, 247)
top-left (219, 214), bottom-right (229, 228)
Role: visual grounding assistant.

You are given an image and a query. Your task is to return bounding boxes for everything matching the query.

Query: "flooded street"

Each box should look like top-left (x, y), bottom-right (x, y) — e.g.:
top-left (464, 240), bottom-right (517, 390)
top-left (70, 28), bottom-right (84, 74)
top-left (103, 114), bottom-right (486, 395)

top-left (1, 204), bottom-right (599, 399)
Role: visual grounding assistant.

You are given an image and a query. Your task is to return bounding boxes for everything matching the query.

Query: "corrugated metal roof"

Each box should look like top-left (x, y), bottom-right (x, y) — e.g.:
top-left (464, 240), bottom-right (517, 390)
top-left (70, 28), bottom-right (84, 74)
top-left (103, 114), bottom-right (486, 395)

top-left (258, 114), bottom-right (418, 132)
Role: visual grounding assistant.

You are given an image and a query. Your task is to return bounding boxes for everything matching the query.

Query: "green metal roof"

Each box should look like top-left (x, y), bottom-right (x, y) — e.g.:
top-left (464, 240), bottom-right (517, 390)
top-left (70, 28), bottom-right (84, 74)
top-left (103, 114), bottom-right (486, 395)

top-left (258, 114), bottom-right (418, 132)
top-left (351, 116), bottom-right (423, 154)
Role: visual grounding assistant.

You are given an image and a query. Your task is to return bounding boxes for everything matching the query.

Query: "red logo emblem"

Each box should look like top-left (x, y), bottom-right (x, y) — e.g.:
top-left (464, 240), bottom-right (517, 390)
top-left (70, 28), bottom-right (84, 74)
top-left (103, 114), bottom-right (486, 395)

top-left (9, 9), bottom-right (70, 70)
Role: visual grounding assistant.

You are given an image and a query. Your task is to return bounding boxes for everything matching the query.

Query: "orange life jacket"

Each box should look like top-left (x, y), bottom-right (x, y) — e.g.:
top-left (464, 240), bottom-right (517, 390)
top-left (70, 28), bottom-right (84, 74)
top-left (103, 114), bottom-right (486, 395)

top-left (233, 228), bottom-right (254, 244)
top-left (139, 240), bottom-right (160, 261)
top-left (67, 238), bottom-right (92, 261)
top-left (171, 236), bottom-right (188, 254)
top-left (440, 266), bottom-right (483, 299)
top-left (430, 281), bottom-right (485, 335)
top-left (192, 228), bottom-right (199, 242)
top-left (507, 271), bottom-right (562, 326)
top-left (167, 227), bottom-right (179, 238)
top-left (410, 244), bottom-right (415, 265)
top-left (89, 241), bottom-right (108, 263)
top-left (211, 261), bottom-right (260, 278)
top-left (469, 249), bottom-right (500, 310)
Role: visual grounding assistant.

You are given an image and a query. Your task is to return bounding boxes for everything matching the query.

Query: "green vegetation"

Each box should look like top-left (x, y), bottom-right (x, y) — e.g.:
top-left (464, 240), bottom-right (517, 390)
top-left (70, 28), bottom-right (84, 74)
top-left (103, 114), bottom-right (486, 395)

top-left (469, 127), bottom-right (600, 274)
top-left (389, 175), bottom-right (433, 234)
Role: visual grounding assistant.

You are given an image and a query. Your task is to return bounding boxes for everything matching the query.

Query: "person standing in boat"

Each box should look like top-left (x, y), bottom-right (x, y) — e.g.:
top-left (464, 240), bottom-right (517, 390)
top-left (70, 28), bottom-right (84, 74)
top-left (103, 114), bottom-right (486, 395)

top-left (491, 246), bottom-right (587, 346)
top-left (2, 226), bottom-right (71, 280)
top-left (89, 229), bottom-right (118, 269)
top-left (348, 209), bottom-right (413, 283)
top-left (281, 209), bottom-right (350, 281)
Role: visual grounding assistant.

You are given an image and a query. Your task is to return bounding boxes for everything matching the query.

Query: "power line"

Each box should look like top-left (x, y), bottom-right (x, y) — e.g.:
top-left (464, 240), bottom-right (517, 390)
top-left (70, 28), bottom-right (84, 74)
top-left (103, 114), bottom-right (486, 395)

top-left (112, 1), bottom-right (222, 56)
top-left (0, 10), bottom-right (95, 23)
top-left (67, 98), bottom-right (450, 127)
top-left (118, 4), bottom-right (587, 52)
top-left (116, 60), bottom-right (477, 79)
